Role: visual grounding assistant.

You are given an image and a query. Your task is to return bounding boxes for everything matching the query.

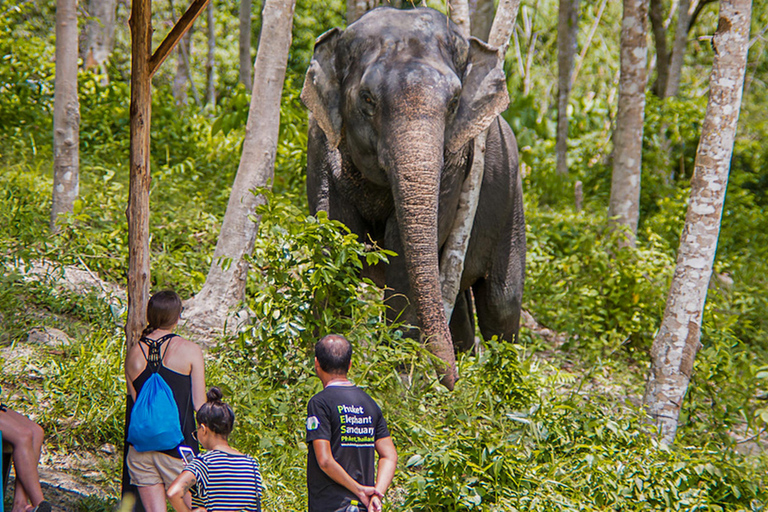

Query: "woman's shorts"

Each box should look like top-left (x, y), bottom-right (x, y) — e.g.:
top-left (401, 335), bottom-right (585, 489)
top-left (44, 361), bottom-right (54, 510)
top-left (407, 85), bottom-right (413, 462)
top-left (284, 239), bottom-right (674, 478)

top-left (126, 445), bottom-right (184, 487)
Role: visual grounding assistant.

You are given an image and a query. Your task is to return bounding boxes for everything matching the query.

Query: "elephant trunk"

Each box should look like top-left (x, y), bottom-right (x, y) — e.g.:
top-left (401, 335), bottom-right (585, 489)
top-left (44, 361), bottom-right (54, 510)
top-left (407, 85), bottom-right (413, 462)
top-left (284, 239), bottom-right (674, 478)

top-left (383, 118), bottom-right (458, 390)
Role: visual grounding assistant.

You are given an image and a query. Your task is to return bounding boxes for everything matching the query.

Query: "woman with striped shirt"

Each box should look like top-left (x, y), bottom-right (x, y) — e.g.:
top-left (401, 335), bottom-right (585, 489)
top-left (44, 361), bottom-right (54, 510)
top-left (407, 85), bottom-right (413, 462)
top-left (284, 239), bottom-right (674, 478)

top-left (167, 387), bottom-right (262, 512)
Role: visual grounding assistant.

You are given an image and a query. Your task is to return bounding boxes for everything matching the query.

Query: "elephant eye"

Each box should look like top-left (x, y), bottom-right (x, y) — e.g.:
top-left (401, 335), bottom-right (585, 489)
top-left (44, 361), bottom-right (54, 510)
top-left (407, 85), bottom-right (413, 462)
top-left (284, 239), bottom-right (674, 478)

top-left (359, 90), bottom-right (377, 114)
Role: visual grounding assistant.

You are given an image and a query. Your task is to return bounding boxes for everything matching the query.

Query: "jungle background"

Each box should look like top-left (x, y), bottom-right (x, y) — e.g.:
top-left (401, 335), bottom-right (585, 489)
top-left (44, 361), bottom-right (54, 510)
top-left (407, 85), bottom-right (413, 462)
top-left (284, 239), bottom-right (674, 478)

top-left (1, 0), bottom-right (768, 510)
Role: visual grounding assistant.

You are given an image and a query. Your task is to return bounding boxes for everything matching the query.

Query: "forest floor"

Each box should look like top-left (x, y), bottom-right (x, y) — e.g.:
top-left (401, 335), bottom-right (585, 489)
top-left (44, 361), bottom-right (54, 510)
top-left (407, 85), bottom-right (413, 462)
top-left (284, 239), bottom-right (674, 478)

top-left (3, 260), bottom-right (765, 510)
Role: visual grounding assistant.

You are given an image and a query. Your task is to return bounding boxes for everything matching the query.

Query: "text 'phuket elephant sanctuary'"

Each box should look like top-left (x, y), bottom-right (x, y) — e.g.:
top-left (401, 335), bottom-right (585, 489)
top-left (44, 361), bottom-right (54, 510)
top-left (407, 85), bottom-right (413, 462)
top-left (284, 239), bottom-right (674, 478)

top-left (301, 6), bottom-right (525, 390)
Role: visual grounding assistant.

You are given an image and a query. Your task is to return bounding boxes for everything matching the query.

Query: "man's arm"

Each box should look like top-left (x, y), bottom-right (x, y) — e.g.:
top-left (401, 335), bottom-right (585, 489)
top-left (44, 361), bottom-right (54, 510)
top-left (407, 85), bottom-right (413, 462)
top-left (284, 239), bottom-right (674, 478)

top-left (369, 436), bottom-right (397, 511)
top-left (312, 439), bottom-right (383, 507)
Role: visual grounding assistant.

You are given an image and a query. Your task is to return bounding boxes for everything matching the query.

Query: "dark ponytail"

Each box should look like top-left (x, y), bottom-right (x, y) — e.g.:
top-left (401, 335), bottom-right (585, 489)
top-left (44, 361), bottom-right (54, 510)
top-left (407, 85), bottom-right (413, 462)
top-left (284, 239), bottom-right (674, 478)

top-left (142, 290), bottom-right (182, 337)
top-left (197, 386), bottom-right (235, 438)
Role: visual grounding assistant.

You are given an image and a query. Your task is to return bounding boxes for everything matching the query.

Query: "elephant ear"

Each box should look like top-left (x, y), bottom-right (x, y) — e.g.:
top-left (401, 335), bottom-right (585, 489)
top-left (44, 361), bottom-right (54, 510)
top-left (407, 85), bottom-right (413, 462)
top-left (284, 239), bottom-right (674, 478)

top-left (301, 28), bottom-right (343, 148)
top-left (446, 38), bottom-right (510, 154)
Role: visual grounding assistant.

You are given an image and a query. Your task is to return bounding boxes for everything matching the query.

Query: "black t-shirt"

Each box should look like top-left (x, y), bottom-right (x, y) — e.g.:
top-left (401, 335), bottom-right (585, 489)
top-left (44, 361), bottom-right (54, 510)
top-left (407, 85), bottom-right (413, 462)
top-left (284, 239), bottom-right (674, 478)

top-left (306, 385), bottom-right (390, 512)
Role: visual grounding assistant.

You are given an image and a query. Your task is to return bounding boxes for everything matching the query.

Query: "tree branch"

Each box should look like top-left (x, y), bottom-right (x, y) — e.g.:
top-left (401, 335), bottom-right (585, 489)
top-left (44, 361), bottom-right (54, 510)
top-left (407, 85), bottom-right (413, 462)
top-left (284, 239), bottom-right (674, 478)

top-left (149, 0), bottom-right (210, 78)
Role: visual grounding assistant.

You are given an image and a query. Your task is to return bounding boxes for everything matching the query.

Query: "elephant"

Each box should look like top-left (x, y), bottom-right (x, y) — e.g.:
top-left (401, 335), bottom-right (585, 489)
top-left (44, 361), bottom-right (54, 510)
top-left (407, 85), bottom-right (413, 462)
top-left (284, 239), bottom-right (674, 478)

top-left (301, 6), bottom-right (525, 390)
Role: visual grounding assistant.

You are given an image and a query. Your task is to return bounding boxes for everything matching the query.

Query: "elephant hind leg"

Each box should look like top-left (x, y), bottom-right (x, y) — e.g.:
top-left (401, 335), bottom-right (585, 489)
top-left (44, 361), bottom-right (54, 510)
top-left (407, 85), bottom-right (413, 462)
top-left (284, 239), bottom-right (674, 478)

top-left (450, 289), bottom-right (476, 353)
top-left (473, 275), bottom-right (522, 344)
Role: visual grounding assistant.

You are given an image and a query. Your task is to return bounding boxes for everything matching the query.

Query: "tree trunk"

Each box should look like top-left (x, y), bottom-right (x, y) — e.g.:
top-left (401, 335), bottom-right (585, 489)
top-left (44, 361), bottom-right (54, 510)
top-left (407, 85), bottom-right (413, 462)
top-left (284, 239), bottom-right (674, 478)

top-left (664, 0), bottom-right (690, 98)
top-left (644, 0), bottom-right (751, 445)
top-left (570, 0), bottom-right (607, 88)
top-left (51, 0), bottom-right (80, 233)
top-left (347, 0), bottom-right (378, 25)
top-left (449, 0), bottom-right (471, 39)
top-left (608, 0), bottom-right (649, 246)
top-left (173, 26), bottom-right (194, 106)
top-left (440, 0), bottom-right (520, 322)
top-left (83, 0), bottom-right (117, 79)
top-left (239, 0), bottom-right (252, 90)
top-left (206, 1), bottom-right (216, 107)
top-left (185, 0), bottom-right (296, 331)
top-left (470, 0), bottom-right (494, 41)
top-left (555, 0), bottom-right (579, 175)
top-left (649, 0), bottom-right (670, 97)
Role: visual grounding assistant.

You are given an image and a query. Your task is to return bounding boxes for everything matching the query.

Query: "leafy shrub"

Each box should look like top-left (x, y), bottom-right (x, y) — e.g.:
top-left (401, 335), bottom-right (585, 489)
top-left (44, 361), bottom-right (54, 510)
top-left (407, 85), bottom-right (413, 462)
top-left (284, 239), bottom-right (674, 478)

top-left (525, 209), bottom-right (674, 355)
top-left (241, 190), bottom-right (396, 382)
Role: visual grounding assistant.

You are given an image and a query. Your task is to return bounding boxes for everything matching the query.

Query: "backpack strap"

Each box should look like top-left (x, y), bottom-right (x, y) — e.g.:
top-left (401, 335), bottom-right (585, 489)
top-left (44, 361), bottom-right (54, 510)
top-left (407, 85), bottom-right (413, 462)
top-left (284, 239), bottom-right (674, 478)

top-left (139, 333), bottom-right (178, 373)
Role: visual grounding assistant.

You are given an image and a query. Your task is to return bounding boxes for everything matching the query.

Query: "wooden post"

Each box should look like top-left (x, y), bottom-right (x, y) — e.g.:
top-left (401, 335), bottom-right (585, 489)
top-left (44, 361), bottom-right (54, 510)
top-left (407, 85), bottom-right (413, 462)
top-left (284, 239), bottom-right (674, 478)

top-left (123, 0), bottom-right (211, 508)
top-left (125, 0), bottom-right (212, 351)
top-left (126, 0), bottom-right (153, 352)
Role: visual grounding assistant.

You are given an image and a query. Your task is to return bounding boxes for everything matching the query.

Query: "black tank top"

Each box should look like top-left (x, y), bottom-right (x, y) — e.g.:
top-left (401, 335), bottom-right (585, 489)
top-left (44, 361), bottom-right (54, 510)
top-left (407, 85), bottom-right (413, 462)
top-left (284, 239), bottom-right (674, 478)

top-left (132, 334), bottom-right (199, 458)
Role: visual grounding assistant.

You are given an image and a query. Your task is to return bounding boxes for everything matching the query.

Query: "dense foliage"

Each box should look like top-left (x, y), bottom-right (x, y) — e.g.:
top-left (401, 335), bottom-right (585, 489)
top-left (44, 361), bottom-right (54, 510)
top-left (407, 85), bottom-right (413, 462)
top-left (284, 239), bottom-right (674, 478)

top-left (1, 0), bottom-right (768, 510)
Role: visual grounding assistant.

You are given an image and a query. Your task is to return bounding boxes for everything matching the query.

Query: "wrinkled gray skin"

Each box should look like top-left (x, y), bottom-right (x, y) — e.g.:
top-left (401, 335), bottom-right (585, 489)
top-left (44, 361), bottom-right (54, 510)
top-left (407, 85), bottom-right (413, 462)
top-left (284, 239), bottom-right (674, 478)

top-left (301, 7), bottom-right (525, 389)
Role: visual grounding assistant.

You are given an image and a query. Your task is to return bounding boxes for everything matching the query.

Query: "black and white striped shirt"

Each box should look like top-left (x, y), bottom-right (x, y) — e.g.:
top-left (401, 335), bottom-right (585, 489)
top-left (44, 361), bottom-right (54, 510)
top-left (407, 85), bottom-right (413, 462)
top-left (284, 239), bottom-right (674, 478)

top-left (187, 450), bottom-right (262, 512)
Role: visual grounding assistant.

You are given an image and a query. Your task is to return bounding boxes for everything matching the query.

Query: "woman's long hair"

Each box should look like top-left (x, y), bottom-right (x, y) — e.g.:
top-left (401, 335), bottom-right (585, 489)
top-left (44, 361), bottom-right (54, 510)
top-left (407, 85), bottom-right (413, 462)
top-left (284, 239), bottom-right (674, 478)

top-left (142, 290), bottom-right (182, 337)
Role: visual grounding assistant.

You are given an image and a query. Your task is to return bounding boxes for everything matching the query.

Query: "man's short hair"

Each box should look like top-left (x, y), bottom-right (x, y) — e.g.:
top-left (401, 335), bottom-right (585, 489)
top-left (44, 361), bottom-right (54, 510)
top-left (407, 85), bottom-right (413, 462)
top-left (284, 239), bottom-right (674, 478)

top-left (315, 335), bottom-right (352, 375)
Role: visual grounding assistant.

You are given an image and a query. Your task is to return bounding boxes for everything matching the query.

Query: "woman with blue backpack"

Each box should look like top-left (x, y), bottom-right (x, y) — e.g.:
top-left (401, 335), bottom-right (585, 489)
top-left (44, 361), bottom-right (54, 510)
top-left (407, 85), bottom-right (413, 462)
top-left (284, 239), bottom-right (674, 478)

top-left (125, 290), bottom-right (206, 512)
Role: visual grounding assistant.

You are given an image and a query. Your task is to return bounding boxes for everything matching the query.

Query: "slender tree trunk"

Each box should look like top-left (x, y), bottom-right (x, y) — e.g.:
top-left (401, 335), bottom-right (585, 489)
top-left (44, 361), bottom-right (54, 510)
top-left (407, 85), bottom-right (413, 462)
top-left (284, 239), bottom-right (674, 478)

top-left (347, 0), bottom-right (378, 25)
top-left (664, 0), bottom-right (690, 98)
top-left (649, 0), bottom-right (670, 97)
top-left (449, 0), bottom-right (471, 39)
top-left (173, 28), bottom-right (193, 106)
top-left (239, 0), bottom-right (252, 89)
top-left (83, 0), bottom-right (117, 79)
top-left (608, 0), bottom-right (649, 246)
top-left (644, 0), bottom-right (752, 445)
top-left (185, 0), bottom-right (296, 330)
top-left (51, 0), bottom-right (80, 233)
top-left (470, 0), bottom-right (495, 41)
top-left (571, 0), bottom-right (607, 88)
top-left (555, 0), bottom-right (579, 175)
top-left (440, 0), bottom-right (521, 321)
top-left (206, 1), bottom-right (216, 107)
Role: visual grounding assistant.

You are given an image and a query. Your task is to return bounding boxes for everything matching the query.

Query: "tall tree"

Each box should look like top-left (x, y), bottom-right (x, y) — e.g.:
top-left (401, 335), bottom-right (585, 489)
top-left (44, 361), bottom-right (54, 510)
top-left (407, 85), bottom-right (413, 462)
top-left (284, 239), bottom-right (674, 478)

top-left (51, 0), bottom-right (80, 232)
top-left (663, 0), bottom-right (690, 97)
top-left (83, 0), bottom-right (117, 79)
top-left (607, 0), bottom-right (649, 245)
top-left (649, 0), bottom-right (670, 97)
top-left (239, 0), bottom-right (252, 89)
top-left (347, 0), bottom-right (379, 25)
top-left (650, 0), bottom-right (718, 98)
top-left (650, 0), bottom-right (692, 98)
top-left (449, 0), bottom-right (471, 38)
top-left (470, 0), bottom-right (495, 41)
top-left (555, 0), bottom-right (579, 175)
top-left (185, 0), bottom-right (296, 329)
top-left (173, 28), bottom-right (195, 106)
top-left (206, 1), bottom-right (216, 107)
top-left (644, 0), bottom-right (752, 445)
top-left (440, 0), bottom-right (522, 321)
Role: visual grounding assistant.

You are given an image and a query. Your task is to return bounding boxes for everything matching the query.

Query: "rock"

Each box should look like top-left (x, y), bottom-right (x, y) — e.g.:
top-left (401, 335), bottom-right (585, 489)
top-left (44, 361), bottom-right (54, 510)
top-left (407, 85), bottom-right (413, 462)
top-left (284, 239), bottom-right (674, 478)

top-left (98, 443), bottom-right (116, 455)
top-left (27, 327), bottom-right (72, 347)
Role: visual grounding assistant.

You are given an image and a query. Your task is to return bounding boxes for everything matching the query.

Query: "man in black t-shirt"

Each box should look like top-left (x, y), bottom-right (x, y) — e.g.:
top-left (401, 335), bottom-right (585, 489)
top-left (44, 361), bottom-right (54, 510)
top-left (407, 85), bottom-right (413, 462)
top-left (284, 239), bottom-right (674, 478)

top-left (306, 335), bottom-right (398, 512)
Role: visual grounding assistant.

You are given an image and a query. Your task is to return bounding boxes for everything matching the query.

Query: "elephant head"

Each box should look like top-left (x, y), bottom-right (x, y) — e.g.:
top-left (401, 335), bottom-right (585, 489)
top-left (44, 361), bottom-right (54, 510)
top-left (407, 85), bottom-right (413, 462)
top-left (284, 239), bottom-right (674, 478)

top-left (301, 7), bottom-right (510, 389)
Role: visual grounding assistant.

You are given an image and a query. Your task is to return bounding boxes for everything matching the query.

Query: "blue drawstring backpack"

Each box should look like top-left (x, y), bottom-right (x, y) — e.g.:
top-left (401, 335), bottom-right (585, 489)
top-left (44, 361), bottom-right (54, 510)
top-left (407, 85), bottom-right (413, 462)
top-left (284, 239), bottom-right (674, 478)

top-left (127, 335), bottom-right (185, 452)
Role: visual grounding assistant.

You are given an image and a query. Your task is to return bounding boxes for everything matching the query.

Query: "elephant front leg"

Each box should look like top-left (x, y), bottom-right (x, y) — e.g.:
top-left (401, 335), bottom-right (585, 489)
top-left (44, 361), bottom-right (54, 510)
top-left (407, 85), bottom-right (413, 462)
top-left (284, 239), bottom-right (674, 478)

top-left (450, 289), bottom-right (476, 353)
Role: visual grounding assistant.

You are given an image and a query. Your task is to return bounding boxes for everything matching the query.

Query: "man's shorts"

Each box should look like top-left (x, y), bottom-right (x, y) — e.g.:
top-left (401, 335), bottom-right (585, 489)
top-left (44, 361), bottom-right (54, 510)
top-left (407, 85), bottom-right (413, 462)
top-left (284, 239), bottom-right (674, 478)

top-left (126, 445), bottom-right (184, 487)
